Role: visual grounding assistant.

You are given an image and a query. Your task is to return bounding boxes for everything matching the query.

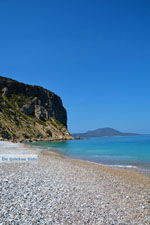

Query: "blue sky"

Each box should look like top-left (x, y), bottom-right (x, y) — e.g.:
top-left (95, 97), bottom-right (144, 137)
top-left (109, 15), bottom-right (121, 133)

top-left (0, 0), bottom-right (150, 133)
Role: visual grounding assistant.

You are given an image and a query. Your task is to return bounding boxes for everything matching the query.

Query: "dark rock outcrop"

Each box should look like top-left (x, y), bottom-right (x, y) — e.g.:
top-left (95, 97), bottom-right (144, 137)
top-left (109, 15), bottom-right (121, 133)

top-left (0, 76), bottom-right (73, 142)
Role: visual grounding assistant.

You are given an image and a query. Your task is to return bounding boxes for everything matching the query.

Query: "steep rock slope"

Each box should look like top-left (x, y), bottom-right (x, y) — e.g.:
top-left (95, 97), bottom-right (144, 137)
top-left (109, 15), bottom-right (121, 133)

top-left (0, 76), bottom-right (72, 142)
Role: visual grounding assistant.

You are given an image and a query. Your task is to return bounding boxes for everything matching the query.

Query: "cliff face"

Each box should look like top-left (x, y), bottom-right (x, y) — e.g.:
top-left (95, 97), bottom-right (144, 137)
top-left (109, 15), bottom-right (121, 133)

top-left (0, 76), bottom-right (72, 142)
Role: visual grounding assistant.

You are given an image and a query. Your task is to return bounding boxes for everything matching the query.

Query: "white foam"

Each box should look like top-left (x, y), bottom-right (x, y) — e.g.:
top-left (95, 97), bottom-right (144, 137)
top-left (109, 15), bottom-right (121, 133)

top-left (107, 164), bottom-right (137, 169)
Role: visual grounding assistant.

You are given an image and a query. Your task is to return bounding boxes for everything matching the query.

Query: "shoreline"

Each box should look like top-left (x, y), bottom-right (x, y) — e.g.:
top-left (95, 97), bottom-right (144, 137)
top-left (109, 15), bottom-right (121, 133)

top-left (40, 148), bottom-right (150, 186)
top-left (29, 141), bottom-right (150, 178)
top-left (1, 140), bottom-right (150, 182)
top-left (1, 141), bottom-right (150, 224)
top-left (63, 154), bottom-right (150, 178)
top-left (1, 140), bottom-right (150, 180)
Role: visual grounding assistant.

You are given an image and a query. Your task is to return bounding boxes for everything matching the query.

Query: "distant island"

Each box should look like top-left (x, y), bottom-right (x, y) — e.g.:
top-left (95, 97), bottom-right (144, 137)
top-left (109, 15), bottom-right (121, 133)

top-left (73, 127), bottom-right (139, 138)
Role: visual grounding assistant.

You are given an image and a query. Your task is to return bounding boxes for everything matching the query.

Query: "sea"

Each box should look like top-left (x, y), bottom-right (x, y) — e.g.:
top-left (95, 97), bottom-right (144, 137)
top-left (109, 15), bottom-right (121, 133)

top-left (31, 135), bottom-right (150, 174)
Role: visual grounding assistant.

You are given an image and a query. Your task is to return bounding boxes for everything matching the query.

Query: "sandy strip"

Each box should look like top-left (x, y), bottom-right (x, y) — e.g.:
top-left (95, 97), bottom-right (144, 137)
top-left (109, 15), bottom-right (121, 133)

top-left (0, 141), bottom-right (150, 225)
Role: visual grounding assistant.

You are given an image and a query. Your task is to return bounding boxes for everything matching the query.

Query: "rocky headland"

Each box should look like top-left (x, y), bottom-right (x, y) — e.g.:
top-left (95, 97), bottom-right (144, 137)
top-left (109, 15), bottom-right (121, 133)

top-left (0, 76), bottom-right (73, 142)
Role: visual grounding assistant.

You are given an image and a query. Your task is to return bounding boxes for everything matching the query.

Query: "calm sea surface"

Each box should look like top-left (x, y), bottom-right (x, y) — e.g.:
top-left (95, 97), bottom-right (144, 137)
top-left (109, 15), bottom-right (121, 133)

top-left (31, 135), bottom-right (150, 172)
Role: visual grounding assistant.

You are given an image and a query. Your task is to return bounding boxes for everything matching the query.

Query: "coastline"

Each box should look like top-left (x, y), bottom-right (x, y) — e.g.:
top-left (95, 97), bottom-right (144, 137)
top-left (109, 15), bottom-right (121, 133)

top-left (1, 141), bottom-right (150, 224)
top-left (1, 140), bottom-right (150, 186)
top-left (40, 147), bottom-right (150, 184)
top-left (30, 137), bottom-right (150, 177)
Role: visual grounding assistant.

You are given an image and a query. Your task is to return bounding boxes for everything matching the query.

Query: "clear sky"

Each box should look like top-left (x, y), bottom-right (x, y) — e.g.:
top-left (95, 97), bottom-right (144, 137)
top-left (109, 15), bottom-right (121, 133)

top-left (0, 0), bottom-right (150, 133)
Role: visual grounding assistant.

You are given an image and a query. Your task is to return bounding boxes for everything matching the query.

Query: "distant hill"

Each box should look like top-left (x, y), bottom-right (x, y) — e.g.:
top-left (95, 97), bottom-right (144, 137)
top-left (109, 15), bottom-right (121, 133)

top-left (73, 128), bottom-right (139, 138)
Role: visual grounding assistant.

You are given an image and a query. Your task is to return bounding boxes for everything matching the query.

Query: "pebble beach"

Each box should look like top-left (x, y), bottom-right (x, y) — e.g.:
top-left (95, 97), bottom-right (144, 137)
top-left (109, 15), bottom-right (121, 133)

top-left (0, 141), bottom-right (150, 225)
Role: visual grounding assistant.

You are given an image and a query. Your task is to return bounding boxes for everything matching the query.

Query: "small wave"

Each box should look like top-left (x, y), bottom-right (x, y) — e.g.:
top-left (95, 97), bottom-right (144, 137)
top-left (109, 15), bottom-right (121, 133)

top-left (107, 164), bottom-right (137, 169)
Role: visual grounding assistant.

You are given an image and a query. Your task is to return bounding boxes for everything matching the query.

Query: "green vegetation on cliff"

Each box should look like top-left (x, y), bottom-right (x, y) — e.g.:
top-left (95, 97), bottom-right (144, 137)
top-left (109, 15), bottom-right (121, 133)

top-left (0, 76), bottom-right (72, 142)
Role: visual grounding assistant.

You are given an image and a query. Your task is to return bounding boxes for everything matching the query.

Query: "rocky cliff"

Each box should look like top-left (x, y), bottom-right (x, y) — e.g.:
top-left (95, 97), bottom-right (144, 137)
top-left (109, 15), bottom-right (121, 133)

top-left (0, 76), bottom-right (73, 142)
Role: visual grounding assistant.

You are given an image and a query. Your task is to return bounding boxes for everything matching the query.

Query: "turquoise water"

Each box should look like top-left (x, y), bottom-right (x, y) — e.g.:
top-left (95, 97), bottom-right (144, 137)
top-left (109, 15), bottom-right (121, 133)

top-left (31, 135), bottom-right (150, 172)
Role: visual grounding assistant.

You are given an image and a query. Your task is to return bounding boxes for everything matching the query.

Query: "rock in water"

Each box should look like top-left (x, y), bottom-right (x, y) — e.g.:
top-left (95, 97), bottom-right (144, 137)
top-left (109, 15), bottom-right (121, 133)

top-left (0, 76), bottom-right (73, 142)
